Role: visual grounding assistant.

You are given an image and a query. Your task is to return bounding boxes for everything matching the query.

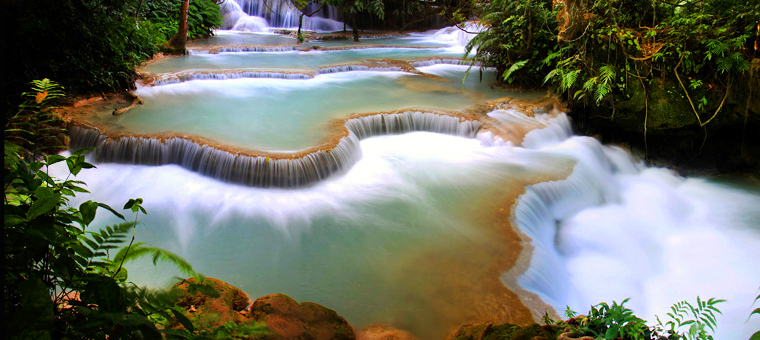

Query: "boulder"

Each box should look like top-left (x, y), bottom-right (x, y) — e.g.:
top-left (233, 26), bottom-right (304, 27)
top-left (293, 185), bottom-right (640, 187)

top-left (447, 322), bottom-right (558, 340)
top-left (357, 324), bottom-right (419, 340)
top-left (172, 277), bottom-right (250, 327)
top-left (249, 293), bottom-right (356, 340)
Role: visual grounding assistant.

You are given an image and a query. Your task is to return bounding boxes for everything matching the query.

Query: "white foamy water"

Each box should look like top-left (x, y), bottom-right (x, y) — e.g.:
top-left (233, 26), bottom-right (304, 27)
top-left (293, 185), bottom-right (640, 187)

top-left (222, 0), bottom-right (344, 32)
top-left (56, 111), bottom-right (760, 338)
top-left (514, 114), bottom-right (760, 339)
top-left (64, 22), bottom-right (760, 338)
top-left (51, 130), bottom-right (570, 339)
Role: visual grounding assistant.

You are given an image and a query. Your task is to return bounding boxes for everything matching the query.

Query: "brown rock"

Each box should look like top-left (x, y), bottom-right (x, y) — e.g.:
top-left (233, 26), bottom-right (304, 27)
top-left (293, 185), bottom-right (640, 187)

top-left (357, 324), bottom-right (419, 340)
top-left (445, 323), bottom-right (491, 340)
top-left (249, 293), bottom-right (355, 340)
top-left (172, 277), bottom-right (250, 327)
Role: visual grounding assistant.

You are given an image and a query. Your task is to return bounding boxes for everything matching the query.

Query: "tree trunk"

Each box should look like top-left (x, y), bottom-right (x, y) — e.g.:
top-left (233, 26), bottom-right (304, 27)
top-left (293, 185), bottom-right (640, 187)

top-left (166, 0), bottom-right (190, 53)
top-left (352, 13), bottom-right (359, 42)
top-left (298, 13), bottom-right (304, 43)
top-left (401, 0), bottom-right (406, 32)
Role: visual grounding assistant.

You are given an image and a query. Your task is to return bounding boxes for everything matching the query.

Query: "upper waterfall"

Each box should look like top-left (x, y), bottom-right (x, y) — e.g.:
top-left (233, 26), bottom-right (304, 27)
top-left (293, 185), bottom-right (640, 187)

top-left (222, 0), bottom-right (345, 32)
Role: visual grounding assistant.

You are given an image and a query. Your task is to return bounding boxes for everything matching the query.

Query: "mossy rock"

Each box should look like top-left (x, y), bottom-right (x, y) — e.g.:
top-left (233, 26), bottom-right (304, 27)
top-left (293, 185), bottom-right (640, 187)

top-left (172, 277), bottom-right (250, 327)
top-left (483, 323), bottom-right (558, 340)
top-left (448, 323), bottom-right (559, 340)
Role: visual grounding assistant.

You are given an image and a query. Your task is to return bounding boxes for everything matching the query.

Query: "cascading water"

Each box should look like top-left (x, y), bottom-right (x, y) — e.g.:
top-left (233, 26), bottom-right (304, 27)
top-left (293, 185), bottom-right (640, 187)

top-left (59, 29), bottom-right (760, 339)
top-left (222, 0), bottom-right (345, 32)
top-left (69, 112), bottom-right (481, 187)
top-left (512, 113), bottom-right (760, 339)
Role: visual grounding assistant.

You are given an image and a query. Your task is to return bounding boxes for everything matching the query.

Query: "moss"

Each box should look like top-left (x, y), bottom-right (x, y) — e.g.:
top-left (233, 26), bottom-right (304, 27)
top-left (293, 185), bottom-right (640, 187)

top-left (482, 323), bottom-right (558, 340)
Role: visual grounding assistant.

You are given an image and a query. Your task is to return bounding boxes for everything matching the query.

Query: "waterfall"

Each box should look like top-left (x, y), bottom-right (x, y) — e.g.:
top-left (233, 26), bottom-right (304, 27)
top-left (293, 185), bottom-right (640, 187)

top-left (221, 0), bottom-right (269, 32)
top-left (188, 45), bottom-right (297, 54)
top-left (223, 0), bottom-right (345, 32)
top-left (69, 111), bottom-right (482, 188)
top-left (152, 71), bottom-right (313, 85)
top-left (409, 58), bottom-right (481, 68)
top-left (345, 111), bottom-right (481, 139)
top-left (318, 65), bottom-right (405, 74)
top-left (511, 113), bottom-right (760, 339)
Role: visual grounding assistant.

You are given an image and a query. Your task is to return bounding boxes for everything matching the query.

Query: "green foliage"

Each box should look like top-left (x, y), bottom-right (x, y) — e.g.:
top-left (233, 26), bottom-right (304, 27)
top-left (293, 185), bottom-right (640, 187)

top-left (464, 0), bottom-right (557, 87)
top-left (586, 299), bottom-right (651, 340)
top-left (466, 0), bottom-right (759, 125)
top-left (164, 316), bottom-right (270, 339)
top-left (564, 305), bottom-right (578, 319)
top-left (3, 80), bottom-right (215, 340)
top-left (4, 0), bottom-right (222, 118)
top-left (749, 288), bottom-right (760, 340)
top-left (538, 298), bottom-right (724, 340)
top-left (142, 0), bottom-right (223, 42)
top-left (5, 79), bottom-right (67, 160)
top-left (657, 297), bottom-right (724, 340)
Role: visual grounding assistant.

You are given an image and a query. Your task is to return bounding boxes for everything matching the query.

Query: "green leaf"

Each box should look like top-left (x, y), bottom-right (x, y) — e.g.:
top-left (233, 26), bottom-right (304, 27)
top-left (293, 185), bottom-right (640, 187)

top-left (503, 59), bottom-right (528, 83)
top-left (98, 203), bottom-right (125, 220)
top-left (750, 330), bottom-right (760, 340)
top-left (5, 214), bottom-right (26, 226)
top-left (124, 198), bottom-right (145, 213)
top-left (605, 324), bottom-right (619, 339)
top-left (45, 154), bottom-right (67, 165)
top-left (7, 277), bottom-right (54, 336)
top-left (751, 307), bottom-right (760, 317)
top-left (80, 200), bottom-right (99, 226)
top-left (27, 187), bottom-right (61, 220)
top-left (170, 307), bottom-right (195, 332)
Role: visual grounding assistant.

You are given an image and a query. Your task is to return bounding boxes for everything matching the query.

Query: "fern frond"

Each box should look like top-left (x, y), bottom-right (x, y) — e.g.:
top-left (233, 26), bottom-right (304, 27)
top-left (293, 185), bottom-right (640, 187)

top-left (503, 60), bottom-right (528, 83)
top-left (113, 243), bottom-right (196, 277)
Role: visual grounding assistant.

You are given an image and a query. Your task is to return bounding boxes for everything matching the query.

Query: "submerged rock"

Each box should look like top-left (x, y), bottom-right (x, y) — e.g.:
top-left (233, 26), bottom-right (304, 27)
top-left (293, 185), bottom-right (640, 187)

top-left (249, 293), bottom-right (356, 340)
top-left (357, 324), bottom-right (419, 340)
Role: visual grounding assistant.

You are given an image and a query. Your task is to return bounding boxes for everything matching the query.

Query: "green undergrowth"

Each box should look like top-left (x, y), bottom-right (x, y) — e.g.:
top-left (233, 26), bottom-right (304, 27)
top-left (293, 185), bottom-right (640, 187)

top-left (3, 79), bottom-right (268, 340)
top-left (465, 0), bottom-right (759, 133)
top-left (4, 0), bottom-right (222, 121)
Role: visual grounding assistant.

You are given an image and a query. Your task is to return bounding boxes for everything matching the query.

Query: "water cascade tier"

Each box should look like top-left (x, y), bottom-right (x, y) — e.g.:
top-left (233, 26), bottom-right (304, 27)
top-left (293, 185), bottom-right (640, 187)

top-left (70, 111), bottom-right (482, 188)
top-left (60, 29), bottom-right (760, 339)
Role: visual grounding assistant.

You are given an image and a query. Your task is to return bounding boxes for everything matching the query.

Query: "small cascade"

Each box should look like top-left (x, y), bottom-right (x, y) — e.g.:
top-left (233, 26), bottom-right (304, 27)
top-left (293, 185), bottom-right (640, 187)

top-left (512, 113), bottom-right (629, 308)
top-left (221, 0), bottom-right (269, 32)
top-left (511, 113), bottom-right (760, 338)
top-left (318, 65), bottom-right (405, 74)
top-left (224, 0), bottom-right (345, 32)
top-left (345, 111), bottom-right (481, 139)
top-left (188, 45), bottom-right (297, 54)
top-left (152, 71), bottom-right (313, 86)
top-left (69, 112), bottom-right (482, 188)
top-left (409, 58), bottom-right (481, 68)
top-left (69, 126), bottom-right (362, 188)
top-left (423, 22), bottom-right (483, 48)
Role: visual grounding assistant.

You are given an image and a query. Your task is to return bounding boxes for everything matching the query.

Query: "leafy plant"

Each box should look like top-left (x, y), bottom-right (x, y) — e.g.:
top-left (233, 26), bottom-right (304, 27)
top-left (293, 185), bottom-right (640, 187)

top-left (3, 80), bottom-right (212, 339)
top-left (657, 297), bottom-right (725, 340)
top-left (749, 288), bottom-right (760, 340)
top-left (586, 299), bottom-right (651, 340)
top-left (465, 0), bottom-right (759, 130)
top-left (5, 79), bottom-right (66, 160)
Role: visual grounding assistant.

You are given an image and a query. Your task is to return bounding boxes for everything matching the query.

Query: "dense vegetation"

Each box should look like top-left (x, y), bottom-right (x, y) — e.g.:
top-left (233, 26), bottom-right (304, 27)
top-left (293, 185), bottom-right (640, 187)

top-left (465, 0), bottom-right (760, 170)
top-left (3, 79), bottom-right (272, 339)
top-left (3, 0), bottom-right (222, 122)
